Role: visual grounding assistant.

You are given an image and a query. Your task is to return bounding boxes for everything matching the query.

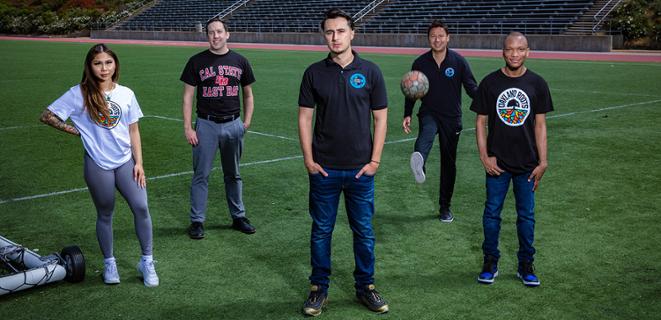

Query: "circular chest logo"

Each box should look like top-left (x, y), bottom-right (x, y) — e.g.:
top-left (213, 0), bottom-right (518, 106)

top-left (96, 100), bottom-right (122, 129)
top-left (444, 67), bottom-right (455, 77)
top-left (496, 88), bottom-right (530, 127)
top-left (349, 73), bottom-right (366, 89)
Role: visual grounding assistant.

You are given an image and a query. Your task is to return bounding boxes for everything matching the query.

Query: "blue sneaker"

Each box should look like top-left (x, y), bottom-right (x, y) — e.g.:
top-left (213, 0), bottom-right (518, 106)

top-left (517, 261), bottom-right (540, 287)
top-left (477, 255), bottom-right (498, 284)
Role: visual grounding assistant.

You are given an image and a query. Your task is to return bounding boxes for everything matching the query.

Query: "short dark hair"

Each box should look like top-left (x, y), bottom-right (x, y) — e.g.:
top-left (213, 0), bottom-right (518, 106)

top-left (205, 17), bottom-right (229, 33)
top-left (320, 8), bottom-right (354, 31)
top-left (427, 19), bottom-right (449, 36)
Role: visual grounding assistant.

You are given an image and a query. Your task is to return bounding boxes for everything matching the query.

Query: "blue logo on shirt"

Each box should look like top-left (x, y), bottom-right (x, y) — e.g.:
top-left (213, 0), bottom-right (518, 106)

top-left (445, 67), bottom-right (455, 78)
top-left (349, 73), bottom-right (367, 89)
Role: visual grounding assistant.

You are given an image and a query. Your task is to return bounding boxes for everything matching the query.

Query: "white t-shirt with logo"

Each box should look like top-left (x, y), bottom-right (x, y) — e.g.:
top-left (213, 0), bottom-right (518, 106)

top-left (48, 84), bottom-right (143, 170)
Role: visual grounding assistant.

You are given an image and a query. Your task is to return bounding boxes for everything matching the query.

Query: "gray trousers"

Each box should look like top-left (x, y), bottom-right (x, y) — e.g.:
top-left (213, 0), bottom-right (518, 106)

top-left (190, 118), bottom-right (246, 223)
top-left (84, 154), bottom-right (153, 259)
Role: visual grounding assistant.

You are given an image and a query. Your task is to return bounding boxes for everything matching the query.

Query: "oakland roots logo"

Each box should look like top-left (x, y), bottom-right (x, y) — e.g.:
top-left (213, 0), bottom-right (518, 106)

top-left (96, 100), bottom-right (122, 129)
top-left (496, 88), bottom-right (530, 126)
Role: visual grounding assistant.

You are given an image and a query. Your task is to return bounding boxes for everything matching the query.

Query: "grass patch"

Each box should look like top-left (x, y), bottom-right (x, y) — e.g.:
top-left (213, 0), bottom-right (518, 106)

top-left (1, 40), bottom-right (660, 319)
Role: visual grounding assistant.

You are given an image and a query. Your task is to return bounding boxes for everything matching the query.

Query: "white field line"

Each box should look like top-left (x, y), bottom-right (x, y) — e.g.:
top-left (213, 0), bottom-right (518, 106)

top-left (1, 99), bottom-right (659, 205)
top-left (248, 131), bottom-right (297, 141)
top-left (546, 99), bottom-right (661, 119)
top-left (0, 155), bottom-right (303, 204)
top-left (552, 88), bottom-right (661, 98)
top-left (0, 124), bottom-right (41, 131)
top-left (0, 116), bottom-right (294, 143)
top-left (386, 99), bottom-right (661, 144)
top-left (142, 115), bottom-right (296, 141)
top-left (145, 115), bottom-right (182, 122)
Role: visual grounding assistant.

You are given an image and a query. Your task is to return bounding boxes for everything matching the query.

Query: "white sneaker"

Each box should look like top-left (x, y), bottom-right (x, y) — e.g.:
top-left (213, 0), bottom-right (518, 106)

top-left (103, 261), bottom-right (120, 284)
top-left (137, 260), bottom-right (159, 287)
top-left (410, 151), bottom-right (426, 183)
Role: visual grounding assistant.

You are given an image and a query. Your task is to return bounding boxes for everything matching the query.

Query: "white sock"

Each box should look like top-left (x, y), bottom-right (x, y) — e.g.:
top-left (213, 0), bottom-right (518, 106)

top-left (141, 255), bottom-right (153, 263)
top-left (104, 257), bottom-right (116, 265)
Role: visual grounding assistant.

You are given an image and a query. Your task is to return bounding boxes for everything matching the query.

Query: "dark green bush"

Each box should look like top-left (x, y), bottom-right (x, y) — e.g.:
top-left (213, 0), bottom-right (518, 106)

top-left (0, 0), bottom-right (151, 34)
top-left (608, 0), bottom-right (661, 47)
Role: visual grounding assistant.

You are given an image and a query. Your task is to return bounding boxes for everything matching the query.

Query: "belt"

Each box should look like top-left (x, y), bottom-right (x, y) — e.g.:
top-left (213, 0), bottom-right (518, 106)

top-left (197, 112), bottom-right (239, 123)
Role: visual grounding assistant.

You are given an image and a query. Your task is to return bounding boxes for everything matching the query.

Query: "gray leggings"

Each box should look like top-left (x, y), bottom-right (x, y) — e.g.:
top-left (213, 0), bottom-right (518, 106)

top-left (84, 154), bottom-right (153, 259)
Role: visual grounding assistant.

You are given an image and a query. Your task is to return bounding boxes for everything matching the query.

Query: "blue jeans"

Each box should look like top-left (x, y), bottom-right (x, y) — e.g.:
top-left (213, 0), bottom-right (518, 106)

top-left (308, 168), bottom-right (376, 291)
top-left (482, 171), bottom-right (536, 263)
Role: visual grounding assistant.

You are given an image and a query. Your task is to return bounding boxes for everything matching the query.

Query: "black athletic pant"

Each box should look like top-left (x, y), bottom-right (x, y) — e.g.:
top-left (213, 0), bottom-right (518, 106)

top-left (414, 114), bottom-right (462, 210)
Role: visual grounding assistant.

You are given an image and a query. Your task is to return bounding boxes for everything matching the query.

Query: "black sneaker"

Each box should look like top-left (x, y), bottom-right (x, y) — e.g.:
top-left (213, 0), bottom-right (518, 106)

top-left (302, 285), bottom-right (328, 317)
top-left (356, 284), bottom-right (389, 314)
top-left (517, 261), bottom-right (541, 287)
top-left (477, 255), bottom-right (498, 284)
top-left (232, 217), bottom-right (256, 234)
top-left (439, 208), bottom-right (454, 223)
top-left (188, 222), bottom-right (204, 239)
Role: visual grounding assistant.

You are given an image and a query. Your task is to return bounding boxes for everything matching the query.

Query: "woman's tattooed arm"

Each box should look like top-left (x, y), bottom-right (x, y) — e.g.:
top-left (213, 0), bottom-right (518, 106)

top-left (40, 109), bottom-right (80, 136)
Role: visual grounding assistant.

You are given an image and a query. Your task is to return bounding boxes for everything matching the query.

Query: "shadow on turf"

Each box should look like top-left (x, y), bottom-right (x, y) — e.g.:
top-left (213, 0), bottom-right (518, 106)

top-left (152, 225), bottom-right (234, 238)
top-left (157, 298), bottom-right (384, 319)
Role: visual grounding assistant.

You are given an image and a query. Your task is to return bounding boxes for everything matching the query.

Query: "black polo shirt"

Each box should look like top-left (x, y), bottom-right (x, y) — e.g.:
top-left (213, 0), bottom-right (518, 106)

top-left (299, 52), bottom-right (388, 169)
top-left (404, 49), bottom-right (478, 119)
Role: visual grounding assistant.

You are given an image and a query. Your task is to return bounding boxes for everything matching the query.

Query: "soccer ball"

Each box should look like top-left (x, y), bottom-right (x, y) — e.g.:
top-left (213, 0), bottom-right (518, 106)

top-left (400, 70), bottom-right (429, 100)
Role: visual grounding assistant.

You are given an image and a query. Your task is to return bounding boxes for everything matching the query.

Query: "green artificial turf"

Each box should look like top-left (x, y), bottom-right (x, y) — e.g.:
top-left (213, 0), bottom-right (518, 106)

top-left (1, 40), bottom-right (660, 319)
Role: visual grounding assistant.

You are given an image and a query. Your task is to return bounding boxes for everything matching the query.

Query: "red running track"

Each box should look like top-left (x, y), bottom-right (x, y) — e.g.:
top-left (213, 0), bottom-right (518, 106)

top-left (2, 36), bottom-right (661, 63)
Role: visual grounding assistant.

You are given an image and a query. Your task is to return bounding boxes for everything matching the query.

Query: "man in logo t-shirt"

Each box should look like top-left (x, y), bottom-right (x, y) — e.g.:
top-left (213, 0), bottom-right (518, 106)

top-left (470, 32), bottom-right (553, 287)
top-left (180, 18), bottom-right (256, 239)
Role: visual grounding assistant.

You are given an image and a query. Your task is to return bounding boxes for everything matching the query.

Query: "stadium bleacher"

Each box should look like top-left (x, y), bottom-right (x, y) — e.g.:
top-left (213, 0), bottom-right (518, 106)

top-left (115, 0), bottom-right (238, 31)
top-left (360, 0), bottom-right (594, 34)
top-left (114, 0), bottom-right (595, 35)
top-left (225, 0), bottom-right (374, 33)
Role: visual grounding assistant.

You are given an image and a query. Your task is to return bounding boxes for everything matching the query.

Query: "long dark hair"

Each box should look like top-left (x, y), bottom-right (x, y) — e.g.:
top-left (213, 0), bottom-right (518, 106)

top-left (80, 43), bottom-right (120, 124)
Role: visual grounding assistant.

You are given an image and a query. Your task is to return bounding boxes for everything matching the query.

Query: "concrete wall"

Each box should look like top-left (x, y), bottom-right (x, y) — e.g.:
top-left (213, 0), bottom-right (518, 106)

top-left (92, 30), bottom-right (614, 52)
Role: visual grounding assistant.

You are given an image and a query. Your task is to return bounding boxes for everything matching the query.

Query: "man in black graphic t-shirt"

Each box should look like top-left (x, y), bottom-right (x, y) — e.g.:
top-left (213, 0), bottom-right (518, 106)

top-left (471, 32), bottom-right (553, 287)
top-left (180, 18), bottom-right (256, 239)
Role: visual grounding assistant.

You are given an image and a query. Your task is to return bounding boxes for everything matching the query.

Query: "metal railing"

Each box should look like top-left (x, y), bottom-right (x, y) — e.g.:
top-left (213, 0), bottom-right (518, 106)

top-left (108, 18), bottom-right (573, 35)
top-left (209, 0), bottom-right (251, 21)
top-left (360, 18), bottom-right (572, 35)
top-left (592, 0), bottom-right (623, 33)
top-left (353, 0), bottom-right (388, 23)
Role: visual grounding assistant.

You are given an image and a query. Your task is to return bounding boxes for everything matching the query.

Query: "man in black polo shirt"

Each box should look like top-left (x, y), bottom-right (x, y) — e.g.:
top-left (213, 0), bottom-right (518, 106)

top-left (403, 20), bottom-right (478, 223)
top-left (180, 18), bottom-right (256, 239)
top-left (298, 8), bottom-right (388, 317)
top-left (472, 32), bottom-right (553, 287)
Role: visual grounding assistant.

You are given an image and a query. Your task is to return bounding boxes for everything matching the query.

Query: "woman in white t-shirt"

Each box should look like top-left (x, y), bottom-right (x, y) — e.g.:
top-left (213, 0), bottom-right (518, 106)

top-left (40, 43), bottom-right (159, 287)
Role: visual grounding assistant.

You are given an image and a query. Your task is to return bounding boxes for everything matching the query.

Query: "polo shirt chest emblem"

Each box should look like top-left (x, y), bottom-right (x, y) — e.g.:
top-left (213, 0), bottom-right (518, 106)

top-left (496, 87), bottom-right (530, 127)
top-left (444, 67), bottom-right (455, 77)
top-left (349, 73), bottom-right (367, 89)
